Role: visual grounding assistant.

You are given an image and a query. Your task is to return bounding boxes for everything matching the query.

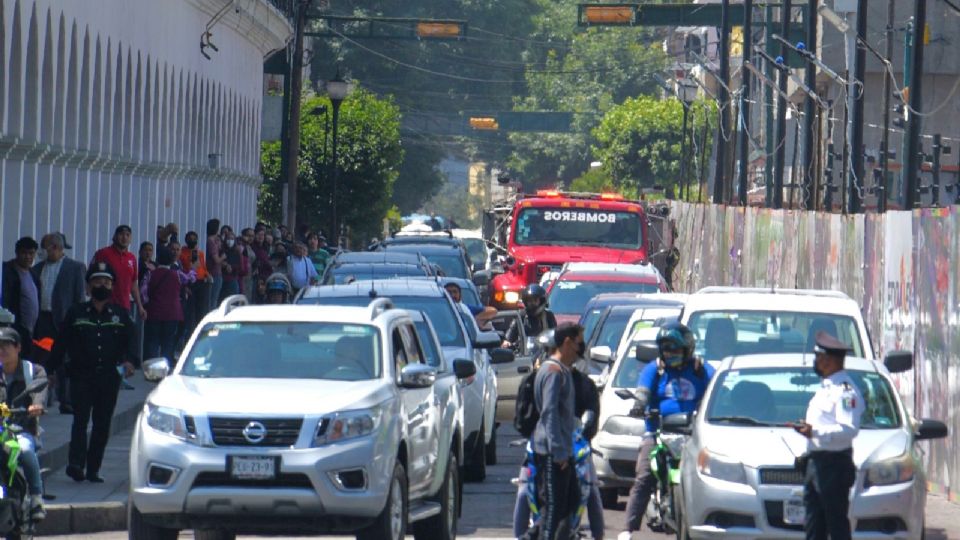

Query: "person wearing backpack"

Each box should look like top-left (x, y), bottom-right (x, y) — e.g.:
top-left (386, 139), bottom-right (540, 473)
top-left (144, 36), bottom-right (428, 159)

top-left (619, 322), bottom-right (715, 540)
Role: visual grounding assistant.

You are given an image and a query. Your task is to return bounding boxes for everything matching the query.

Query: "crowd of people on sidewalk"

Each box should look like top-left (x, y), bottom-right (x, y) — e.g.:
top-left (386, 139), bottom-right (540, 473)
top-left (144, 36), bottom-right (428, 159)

top-left (0, 218), bottom-right (339, 518)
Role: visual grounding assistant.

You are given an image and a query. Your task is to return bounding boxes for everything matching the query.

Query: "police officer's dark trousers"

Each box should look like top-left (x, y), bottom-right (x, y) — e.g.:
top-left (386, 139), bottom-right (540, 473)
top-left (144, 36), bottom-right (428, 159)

top-left (69, 370), bottom-right (121, 476)
top-left (804, 449), bottom-right (855, 540)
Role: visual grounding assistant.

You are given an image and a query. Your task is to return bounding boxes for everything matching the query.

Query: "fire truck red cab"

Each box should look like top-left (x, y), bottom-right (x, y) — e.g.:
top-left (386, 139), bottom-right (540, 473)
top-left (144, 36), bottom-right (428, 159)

top-left (489, 190), bottom-right (651, 309)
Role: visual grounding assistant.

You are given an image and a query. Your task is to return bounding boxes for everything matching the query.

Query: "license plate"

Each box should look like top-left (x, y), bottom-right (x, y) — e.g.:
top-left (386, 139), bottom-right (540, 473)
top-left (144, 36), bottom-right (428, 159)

top-left (229, 456), bottom-right (277, 480)
top-left (783, 498), bottom-right (805, 525)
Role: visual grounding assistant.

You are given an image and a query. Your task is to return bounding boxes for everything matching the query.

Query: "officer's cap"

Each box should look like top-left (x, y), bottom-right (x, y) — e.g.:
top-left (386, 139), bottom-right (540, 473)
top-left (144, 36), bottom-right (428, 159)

top-left (813, 330), bottom-right (850, 357)
top-left (87, 262), bottom-right (116, 282)
top-left (0, 327), bottom-right (21, 346)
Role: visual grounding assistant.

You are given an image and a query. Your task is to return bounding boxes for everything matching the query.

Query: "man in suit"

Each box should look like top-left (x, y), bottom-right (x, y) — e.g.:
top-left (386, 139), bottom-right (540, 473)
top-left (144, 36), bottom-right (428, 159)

top-left (32, 232), bottom-right (86, 413)
top-left (1, 237), bottom-right (40, 358)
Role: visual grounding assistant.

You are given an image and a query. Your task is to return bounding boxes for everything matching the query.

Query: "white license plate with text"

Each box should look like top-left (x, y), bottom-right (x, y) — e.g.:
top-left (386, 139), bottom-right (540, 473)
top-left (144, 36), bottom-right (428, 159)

top-left (230, 456), bottom-right (277, 480)
top-left (784, 498), bottom-right (805, 525)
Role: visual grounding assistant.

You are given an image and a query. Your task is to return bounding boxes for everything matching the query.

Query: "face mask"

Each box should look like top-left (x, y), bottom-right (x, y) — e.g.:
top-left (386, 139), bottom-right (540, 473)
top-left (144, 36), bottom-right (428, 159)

top-left (91, 286), bottom-right (111, 301)
top-left (226, 239), bottom-right (235, 248)
top-left (662, 349), bottom-right (685, 369)
top-left (186, 240), bottom-right (197, 249)
top-left (576, 341), bottom-right (586, 357)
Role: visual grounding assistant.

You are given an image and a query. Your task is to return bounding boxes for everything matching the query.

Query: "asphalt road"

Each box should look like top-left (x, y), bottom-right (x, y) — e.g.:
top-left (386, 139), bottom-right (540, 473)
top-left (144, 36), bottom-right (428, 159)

top-left (45, 407), bottom-right (959, 539)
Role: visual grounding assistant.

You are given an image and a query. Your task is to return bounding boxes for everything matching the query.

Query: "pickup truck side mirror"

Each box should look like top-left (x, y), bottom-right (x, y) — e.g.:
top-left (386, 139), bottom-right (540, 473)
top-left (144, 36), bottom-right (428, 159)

top-left (143, 357), bottom-right (171, 382)
top-left (399, 364), bottom-right (436, 388)
top-left (490, 348), bottom-right (515, 365)
top-left (662, 412), bottom-right (692, 435)
top-left (589, 345), bottom-right (613, 364)
top-left (916, 418), bottom-right (948, 440)
top-left (474, 331), bottom-right (501, 350)
top-left (453, 358), bottom-right (477, 379)
top-left (883, 351), bottom-right (913, 373)
top-left (472, 271), bottom-right (491, 287)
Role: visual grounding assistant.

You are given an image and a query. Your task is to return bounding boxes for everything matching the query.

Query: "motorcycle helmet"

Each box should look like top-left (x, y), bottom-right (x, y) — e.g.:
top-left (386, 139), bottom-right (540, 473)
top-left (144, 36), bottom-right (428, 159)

top-left (521, 284), bottom-right (547, 315)
top-left (265, 273), bottom-right (292, 303)
top-left (656, 322), bottom-right (696, 369)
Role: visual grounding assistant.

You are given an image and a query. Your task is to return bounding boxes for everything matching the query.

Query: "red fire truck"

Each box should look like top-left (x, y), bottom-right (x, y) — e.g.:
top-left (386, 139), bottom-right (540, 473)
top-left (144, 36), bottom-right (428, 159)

top-left (484, 189), bottom-right (665, 309)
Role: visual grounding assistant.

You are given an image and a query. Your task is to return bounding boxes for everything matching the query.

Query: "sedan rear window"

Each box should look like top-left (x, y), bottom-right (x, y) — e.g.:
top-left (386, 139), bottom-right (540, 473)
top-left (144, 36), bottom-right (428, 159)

top-left (705, 368), bottom-right (901, 428)
top-left (182, 322), bottom-right (380, 381)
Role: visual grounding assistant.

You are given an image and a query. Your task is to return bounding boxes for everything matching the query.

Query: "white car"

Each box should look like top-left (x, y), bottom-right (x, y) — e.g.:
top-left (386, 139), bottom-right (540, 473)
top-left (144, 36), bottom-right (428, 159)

top-left (673, 353), bottom-right (947, 539)
top-left (129, 296), bottom-right (474, 540)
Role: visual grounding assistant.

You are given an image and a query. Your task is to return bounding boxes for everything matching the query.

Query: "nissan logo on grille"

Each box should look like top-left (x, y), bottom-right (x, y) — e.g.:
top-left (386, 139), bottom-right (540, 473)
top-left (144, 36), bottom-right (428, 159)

top-left (242, 421), bottom-right (267, 444)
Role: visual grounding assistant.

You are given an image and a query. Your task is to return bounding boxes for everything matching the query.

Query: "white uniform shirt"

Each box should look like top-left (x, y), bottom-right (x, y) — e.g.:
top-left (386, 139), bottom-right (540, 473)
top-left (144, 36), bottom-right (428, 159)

top-left (804, 370), bottom-right (865, 451)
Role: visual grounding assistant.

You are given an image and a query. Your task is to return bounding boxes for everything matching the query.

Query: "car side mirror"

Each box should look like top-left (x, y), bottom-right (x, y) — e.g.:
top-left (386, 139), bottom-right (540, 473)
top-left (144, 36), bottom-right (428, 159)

top-left (635, 343), bottom-right (659, 362)
top-left (473, 262), bottom-right (485, 273)
top-left (589, 345), bottom-right (613, 364)
top-left (883, 351), bottom-right (913, 373)
top-left (474, 331), bottom-right (501, 350)
top-left (472, 271), bottom-right (491, 287)
top-left (662, 412), bottom-right (692, 435)
top-left (399, 364), bottom-right (436, 388)
top-left (453, 358), bottom-right (477, 379)
top-left (916, 418), bottom-right (948, 440)
top-left (490, 348), bottom-right (515, 365)
top-left (143, 357), bottom-right (170, 382)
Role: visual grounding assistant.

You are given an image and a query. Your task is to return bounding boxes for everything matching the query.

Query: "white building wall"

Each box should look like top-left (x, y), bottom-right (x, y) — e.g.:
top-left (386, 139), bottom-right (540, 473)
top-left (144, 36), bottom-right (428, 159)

top-left (0, 0), bottom-right (290, 262)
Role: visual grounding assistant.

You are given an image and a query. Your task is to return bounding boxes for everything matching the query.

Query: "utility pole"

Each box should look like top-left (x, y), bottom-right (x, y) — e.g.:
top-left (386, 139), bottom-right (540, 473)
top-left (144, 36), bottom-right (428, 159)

top-left (878, 0), bottom-right (895, 213)
top-left (764, 5), bottom-right (775, 207)
top-left (774, 0), bottom-right (790, 209)
top-left (279, 49), bottom-right (292, 226)
top-left (801, 0), bottom-right (817, 209)
top-left (904, 0), bottom-right (926, 209)
top-left (713, 0), bottom-right (731, 204)
top-left (285, 0), bottom-right (313, 232)
top-left (847, 0), bottom-right (867, 213)
top-left (737, 0), bottom-right (753, 206)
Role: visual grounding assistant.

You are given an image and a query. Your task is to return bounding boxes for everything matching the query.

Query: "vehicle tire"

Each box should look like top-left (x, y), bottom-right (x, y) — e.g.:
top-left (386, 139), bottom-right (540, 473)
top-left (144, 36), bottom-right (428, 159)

top-left (463, 432), bottom-right (486, 482)
top-left (484, 423), bottom-right (497, 465)
top-left (413, 457), bottom-right (458, 540)
top-left (357, 462), bottom-right (408, 540)
top-left (600, 487), bottom-right (619, 509)
top-left (195, 531), bottom-right (236, 540)
top-left (127, 502), bottom-right (178, 540)
top-left (675, 486), bottom-right (689, 540)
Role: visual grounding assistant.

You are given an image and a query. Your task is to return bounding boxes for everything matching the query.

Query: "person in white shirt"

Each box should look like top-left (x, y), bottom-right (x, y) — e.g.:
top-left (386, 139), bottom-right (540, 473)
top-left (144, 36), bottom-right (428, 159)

top-left (792, 331), bottom-right (865, 540)
top-left (286, 242), bottom-right (318, 292)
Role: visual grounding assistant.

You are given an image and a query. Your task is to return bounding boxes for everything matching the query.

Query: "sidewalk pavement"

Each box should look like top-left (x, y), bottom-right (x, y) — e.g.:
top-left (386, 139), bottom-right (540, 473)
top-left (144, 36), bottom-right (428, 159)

top-left (35, 377), bottom-right (154, 535)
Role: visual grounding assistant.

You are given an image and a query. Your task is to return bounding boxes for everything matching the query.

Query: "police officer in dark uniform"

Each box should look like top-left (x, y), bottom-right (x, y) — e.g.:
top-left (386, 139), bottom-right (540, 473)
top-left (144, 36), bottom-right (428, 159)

top-left (49, 262), bottom-right (136, 483)
top-left (792, 331), bottom-right (865, 540)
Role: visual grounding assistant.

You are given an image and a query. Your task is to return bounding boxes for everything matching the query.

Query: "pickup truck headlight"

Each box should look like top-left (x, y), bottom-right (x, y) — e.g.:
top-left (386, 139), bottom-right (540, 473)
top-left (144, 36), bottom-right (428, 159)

top-left (145, 403), bottom-right (190, 440)
top-left (697, 448), bottom-right (747, 485)
top-left (601, 415), bottom-right (647, 437)
top-left (864, 452), bottom-right (914, 488)
top-left (314, 407), bottom-right (383, 446)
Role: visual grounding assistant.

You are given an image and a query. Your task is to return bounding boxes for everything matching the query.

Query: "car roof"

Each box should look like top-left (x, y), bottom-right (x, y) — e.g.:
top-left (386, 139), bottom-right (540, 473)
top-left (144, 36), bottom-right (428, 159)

top-left (585, 293), bottom-right (687, 310)
top-left (718, 353), bottom-right (881, 374)
top-left (334, 251), bottom-right (427, 264)
top-left (208, 304), bottom-right (400, 324)
top-left (408, 275), bottom-right (477, 290)
top-left (683, 288), bottom-right (861, 317)
top-left (382, 243), bottom-right (464, 255)
top-left (300, 279), bottom-right (446, 299)
top-left (561, 262), bottom-right (663, 276)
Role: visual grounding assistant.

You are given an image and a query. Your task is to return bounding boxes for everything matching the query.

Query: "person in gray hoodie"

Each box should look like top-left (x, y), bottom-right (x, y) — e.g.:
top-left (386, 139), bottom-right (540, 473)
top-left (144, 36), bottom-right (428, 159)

top-left (529, 322), bottom-right (583, 540)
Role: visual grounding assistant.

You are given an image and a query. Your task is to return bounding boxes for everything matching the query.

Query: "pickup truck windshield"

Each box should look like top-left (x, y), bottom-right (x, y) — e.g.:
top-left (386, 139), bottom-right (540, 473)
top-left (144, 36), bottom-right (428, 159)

top-left (513, 207), bottom-right (642, 248)
top-left (183, 322), bottom-right (381, 380)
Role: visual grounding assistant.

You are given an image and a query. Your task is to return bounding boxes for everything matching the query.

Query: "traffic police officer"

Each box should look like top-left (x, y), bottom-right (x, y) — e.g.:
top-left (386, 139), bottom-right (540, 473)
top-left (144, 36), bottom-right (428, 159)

top-left (793, 331), bottom-right (865, 540)
top-left (49, 262), bottom-right (135, 483)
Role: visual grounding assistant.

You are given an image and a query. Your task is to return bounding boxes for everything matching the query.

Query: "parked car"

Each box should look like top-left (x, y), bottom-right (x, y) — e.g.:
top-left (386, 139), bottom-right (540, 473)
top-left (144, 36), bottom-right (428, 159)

top-left (673, 353), bottom-right (947, 540)
top-left (297, 280), bottom-right (507, 482)
top-left (129, 296), bottom-right (472, 540)
top-left (321, 252), bottom-right (435, 285)
top-left (547, 262), bottom-right (670, 324)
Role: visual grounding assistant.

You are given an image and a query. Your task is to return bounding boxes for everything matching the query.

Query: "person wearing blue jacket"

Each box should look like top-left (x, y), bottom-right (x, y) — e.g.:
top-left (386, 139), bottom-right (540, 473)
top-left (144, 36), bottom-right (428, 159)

top-left (619, 322), bottom-right (715, 540)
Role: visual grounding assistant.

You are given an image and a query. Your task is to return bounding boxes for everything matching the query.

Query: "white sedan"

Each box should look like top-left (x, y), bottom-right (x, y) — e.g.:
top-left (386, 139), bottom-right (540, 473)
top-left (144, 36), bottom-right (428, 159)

top-left (673, 353), bottom-right (947, 540)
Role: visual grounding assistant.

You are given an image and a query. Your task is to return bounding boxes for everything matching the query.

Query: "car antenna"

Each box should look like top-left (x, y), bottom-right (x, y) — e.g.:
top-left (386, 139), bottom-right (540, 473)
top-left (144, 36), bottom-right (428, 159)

top-left (369, 265), bottom-right (377, 298)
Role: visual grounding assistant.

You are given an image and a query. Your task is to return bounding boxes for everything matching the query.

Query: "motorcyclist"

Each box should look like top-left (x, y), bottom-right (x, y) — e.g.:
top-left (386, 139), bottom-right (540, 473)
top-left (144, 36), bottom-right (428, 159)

top-left (263, 273), bottom-right (292, 305)
top-left (619, 322), bottom-right (714, 540)
top-left (503, 284), bottom-right (557, 348)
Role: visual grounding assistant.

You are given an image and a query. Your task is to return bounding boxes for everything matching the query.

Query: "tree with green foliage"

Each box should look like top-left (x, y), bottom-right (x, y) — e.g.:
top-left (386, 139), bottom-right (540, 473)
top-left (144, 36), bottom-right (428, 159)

top-left (259, 90), bottom-right (403, 241)
top-left (592, 96), bottom-right (715, 198)
top-left (568, 167), bottom-right (615, 193)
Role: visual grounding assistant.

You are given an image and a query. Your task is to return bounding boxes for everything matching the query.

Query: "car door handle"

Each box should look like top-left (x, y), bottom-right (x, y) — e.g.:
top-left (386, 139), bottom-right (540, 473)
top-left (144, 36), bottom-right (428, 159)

top-left (518, 366), bottom-right (531, 374)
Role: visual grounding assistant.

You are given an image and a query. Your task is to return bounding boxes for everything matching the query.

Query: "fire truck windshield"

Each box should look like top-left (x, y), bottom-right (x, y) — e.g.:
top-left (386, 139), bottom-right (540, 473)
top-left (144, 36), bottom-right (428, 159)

top-left (513, 207), bottom-right (642, 248)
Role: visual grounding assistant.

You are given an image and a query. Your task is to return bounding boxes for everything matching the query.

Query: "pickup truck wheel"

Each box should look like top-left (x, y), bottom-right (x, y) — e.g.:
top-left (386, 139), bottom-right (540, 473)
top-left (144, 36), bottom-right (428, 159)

top-left (127, 502), bottom-right (178, 540)
top-left (413, 457), bottom-right (458, 540)
top-left (195, 531), bottom-right (236, 540)
top-left (484, 423), bottom-right (497, 465)
top-left (357, 462), bottom-right (407, 540)
top-left (463, 432), bottom-right (486, 482)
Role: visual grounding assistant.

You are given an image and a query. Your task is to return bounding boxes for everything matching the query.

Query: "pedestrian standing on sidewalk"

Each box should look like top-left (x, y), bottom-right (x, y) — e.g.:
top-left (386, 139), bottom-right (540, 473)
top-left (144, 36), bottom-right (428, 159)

top-left (220, 230), bottom-right (244, 301)
top-left (143, 248), bottom-right (183, 362)
top-left (32, 232), bottom-right (85, 414)
top-left (49, 263), bottom-right (136, 483)
top-left (287, 242), bottom-right (318, 295)
top-left (239, 228), bottom-right (257, 303)
top-left (205, 219), bottom-right (225, 311)
top-left (179, 231), bottom-right (210, 336)
top-left (527, 322), bottom-right (582, 540)
top-left (92, 225), bottom-right (148, 322)
top-left (0, 327), bottom-right (48, 520)
top-left (793, 331), bottom-right (864, 540)
top-left (1, 237), bottom-right (41, 358)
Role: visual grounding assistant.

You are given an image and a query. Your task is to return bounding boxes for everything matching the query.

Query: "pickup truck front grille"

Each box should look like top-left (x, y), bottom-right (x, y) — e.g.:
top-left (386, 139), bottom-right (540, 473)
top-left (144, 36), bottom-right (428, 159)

top-left (208, 417), bottom-right (303, 447)
top-left (759, 467), bottom-right (804, 485)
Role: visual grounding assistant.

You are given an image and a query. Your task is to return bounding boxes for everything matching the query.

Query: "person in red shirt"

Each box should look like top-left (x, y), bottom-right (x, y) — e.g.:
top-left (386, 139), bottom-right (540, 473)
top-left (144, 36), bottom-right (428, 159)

top-left (92, 225), bottom-right (147, 320)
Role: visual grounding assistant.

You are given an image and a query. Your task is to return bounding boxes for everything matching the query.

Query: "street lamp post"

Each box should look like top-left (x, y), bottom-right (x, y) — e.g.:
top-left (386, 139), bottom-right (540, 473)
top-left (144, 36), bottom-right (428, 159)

top-left (676, 80), bottom-right (698, 200)
top-left (326, 71), bottom-right (353, 245)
